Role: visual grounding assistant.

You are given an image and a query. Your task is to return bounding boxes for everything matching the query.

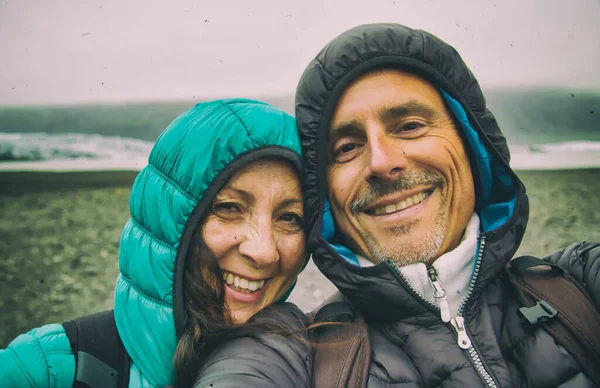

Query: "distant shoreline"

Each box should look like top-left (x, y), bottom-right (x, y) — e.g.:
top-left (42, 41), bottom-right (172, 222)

top-left (2, 167), bottom-right (600, 196)
top-left (0, 170), bottom-right (140, 195)
top-left (3, 147), bottom-right (600, 175)
top-left (509, 151), bottom-right (600, 171)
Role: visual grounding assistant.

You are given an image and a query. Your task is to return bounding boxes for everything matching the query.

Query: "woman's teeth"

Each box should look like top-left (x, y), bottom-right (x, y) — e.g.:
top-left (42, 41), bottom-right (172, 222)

top-left (371, 191), bottom-right (429, 216)
top-left (222, 272), bottom-right (266, 294)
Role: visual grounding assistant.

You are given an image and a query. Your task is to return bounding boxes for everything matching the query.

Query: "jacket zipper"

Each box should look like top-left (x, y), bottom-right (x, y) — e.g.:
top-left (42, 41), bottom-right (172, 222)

top-left (387, 236), bottom-right (498, 388)
top-left (427, 266), bottom-right (451, 322)
top-left (455, 236), bottom-right (497, 388)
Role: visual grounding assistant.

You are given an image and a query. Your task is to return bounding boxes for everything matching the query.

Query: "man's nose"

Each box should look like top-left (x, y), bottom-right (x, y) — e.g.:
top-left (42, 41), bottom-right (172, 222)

top-left (367, 130), bottom-right (407, 180)
top-left (237, 221), bottom-right (279, 267)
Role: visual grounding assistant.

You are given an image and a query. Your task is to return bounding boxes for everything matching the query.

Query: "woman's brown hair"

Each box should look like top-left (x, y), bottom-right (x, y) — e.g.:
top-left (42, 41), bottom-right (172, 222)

top-left (172, 220), bottom-right (299, 388)
top-left (172, 227), bottom-right (228, 387)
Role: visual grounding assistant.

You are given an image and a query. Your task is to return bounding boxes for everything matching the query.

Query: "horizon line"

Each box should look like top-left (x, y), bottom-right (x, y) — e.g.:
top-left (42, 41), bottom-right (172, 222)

top-left (1, 85), bottom-right (600, 109)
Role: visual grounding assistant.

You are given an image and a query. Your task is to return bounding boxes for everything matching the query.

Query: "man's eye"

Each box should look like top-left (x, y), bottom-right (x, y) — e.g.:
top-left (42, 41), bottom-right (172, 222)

top-left (337, 143), bottom-right (357, 155)
top-left (330, 140), bottom-right (363, 163)
top-left (333, 142), bottom-right (363, 158)
top-left (398, 121), bottom-right (425, 132)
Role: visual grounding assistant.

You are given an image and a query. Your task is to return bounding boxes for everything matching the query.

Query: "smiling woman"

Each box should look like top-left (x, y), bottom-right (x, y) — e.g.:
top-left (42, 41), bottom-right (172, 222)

top-left (0, 99), bottom-right (312, 388)
top-left (174, 156), bottom-right (308, 386)
top-left (202, 159), bottom-right (305, 324)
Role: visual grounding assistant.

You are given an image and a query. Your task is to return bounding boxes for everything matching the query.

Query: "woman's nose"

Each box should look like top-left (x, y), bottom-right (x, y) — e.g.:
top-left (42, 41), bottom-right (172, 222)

top-left (237, 222), bottom-right (279, 267)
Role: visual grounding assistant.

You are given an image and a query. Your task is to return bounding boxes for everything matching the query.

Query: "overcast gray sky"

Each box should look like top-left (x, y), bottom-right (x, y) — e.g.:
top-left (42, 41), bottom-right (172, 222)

top-left (1, 0), bottom-right (599, 105)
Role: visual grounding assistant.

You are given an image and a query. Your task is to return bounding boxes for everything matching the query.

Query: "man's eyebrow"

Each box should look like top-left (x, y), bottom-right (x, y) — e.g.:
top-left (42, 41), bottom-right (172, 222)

top-left (379, 101), bottom-right (440, 123)
top-left (329, 101), bottom-right (441, 142)
top-left (329, 120), bottom-right (364, 144)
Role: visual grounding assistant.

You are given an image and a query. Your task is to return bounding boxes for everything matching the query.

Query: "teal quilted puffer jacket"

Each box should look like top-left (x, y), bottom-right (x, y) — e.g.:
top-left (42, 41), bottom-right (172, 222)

top-left (0, 99), bottom-right (303, 387)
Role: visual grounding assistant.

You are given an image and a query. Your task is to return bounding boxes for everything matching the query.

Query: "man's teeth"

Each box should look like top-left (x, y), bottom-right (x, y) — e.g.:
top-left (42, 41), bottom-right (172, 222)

top-left (372, 191), bottom-right (428, 215)
top-left (222, 272), bottom-right (266, 293)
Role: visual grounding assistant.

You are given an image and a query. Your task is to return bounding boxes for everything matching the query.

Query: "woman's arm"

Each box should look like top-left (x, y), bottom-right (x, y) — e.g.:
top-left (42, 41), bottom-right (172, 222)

top-left (193, 303), bottom-right (312, 388)
top-left (0, 323), bottom-right (75, 387)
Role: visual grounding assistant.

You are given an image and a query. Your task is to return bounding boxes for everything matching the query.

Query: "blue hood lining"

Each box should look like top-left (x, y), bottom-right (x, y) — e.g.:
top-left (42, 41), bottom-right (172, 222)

top-left (441, 90), bottom-right (517, 232)
top-left (321, 89), bottom-right (518, 266)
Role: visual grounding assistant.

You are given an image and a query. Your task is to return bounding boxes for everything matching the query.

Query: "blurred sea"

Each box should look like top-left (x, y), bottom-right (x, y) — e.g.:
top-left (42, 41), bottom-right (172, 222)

top-left (0, 132), bottom-right (150, 171)
top-left (2, 133), bottom-right (600, 172)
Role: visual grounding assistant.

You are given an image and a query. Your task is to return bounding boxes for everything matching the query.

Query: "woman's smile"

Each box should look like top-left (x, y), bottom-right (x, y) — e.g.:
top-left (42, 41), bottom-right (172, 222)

top-left (221, 270), bottom-right (270, 303)
top-left (222, 271), bottom-right (268, 293)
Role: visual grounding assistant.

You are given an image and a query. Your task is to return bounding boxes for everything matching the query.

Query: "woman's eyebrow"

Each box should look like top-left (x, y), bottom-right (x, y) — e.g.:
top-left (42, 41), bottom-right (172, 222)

top-left (218, 186), bottom-right (254, 202)
top-left (274, 198), bottom-right (304, 214)
top-left (279, 198), bottom-right (303, 207)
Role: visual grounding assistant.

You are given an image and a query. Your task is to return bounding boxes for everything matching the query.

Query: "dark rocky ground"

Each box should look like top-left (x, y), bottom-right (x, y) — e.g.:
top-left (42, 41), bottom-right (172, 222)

top-left (2, 169), bottom-right (600, 346)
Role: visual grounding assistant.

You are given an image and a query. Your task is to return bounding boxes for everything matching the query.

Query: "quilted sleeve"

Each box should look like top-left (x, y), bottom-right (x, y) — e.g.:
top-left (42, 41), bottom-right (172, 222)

top-left (544, 241), bottom-right (600, 310)
top-left (0, 324), bottom-right (75, 388)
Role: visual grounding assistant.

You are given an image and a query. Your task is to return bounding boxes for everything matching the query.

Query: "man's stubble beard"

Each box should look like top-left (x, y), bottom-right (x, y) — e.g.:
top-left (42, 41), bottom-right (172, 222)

top-left (362, 209), bottom-right (447, 267)
top-left (349, 170), bottom-right (447, 267)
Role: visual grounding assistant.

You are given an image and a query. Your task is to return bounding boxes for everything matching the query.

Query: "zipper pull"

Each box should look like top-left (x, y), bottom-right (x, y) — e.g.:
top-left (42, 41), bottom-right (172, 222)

top-left (450, 316), bottom-right (472, 349)
top-left (427, 267), bottom-right (451, 322)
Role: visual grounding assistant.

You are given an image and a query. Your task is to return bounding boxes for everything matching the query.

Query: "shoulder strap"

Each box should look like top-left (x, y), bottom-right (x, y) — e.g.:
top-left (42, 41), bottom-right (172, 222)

top-left (504, 256), bottom-right (600, 386)
top-left (62, 310), bottom-right (131, 388)
top-left (308, 292), bottom-right (371, 388)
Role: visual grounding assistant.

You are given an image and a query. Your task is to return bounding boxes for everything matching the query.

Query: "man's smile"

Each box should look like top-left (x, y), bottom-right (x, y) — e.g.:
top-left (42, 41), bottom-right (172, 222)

top-left (363, 189), bottom-right (434, 216)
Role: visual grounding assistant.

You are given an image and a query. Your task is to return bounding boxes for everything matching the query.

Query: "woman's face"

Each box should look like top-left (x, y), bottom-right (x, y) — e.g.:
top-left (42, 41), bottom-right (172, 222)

top-left (202, 159), bottom-right (306, 324)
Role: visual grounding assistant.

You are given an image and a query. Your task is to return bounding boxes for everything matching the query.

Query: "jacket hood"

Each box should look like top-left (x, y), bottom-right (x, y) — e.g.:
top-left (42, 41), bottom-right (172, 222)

top-left (295, 23), bottom-right (529, 320)
top-left (113, 99), bottom-right (303, 386)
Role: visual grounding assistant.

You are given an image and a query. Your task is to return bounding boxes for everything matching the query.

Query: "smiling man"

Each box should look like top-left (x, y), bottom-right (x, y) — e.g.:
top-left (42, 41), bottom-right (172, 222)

top-left (328, 70), bottom-right (475, 268)
top-left (296, 23), bottom-right (600, 387)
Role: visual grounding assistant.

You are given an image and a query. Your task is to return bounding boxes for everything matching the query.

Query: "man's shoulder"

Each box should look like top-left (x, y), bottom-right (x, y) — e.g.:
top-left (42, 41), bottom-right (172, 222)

top-left (541, 241), bottom-right (600, 264)
top-left (307, 291), bottom-right (348, 322)
top-left (251, 302), bottom-right (311, 329)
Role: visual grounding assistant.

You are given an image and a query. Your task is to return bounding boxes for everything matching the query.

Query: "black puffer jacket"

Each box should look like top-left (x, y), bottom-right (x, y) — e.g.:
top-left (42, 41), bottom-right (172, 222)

top-left (295, 23), bottom-right (600, 387)
top-left (193, 303), bottom-right (312, 388)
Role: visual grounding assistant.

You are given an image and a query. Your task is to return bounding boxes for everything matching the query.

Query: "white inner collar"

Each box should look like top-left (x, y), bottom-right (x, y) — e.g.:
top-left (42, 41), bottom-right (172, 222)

top-left (355, 213), bottom-right (480, 317)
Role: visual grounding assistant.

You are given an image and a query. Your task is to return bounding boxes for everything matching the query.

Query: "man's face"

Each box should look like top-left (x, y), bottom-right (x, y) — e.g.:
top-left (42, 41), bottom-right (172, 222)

top-left (327, 69), bottom-right (475, 266)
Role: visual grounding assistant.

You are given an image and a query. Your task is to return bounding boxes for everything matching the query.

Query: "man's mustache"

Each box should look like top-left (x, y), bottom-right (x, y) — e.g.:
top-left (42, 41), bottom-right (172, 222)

top-left (350, 171), bottom-right (444, 215)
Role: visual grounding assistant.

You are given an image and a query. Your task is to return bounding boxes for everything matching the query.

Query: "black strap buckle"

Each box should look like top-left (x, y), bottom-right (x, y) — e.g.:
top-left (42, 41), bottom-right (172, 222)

top-left (518, 300), bottom-right (558, 325)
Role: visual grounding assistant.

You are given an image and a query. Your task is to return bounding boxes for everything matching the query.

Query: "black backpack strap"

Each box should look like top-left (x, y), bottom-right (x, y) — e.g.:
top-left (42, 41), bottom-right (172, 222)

top-left (505, 256), bottom-right (600, 386)
top-left (62, 310), bottom-right (131, 388)
top-left (306, 291), bottom-right (348, 322)
top-left (308, 292), bottom-right (371, 388)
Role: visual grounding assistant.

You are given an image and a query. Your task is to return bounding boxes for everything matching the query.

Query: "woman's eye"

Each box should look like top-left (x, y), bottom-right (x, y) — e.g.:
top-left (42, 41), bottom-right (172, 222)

top-left (279, 212), bottom-right (303, 227)
top-left (213, 202), bottom-right (241, 214)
